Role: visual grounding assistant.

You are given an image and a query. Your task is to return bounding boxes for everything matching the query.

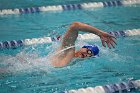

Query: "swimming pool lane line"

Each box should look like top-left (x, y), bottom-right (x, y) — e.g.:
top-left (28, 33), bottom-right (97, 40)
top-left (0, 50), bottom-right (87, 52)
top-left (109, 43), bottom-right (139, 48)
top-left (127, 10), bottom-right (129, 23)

top-left (0, 29), bottom-right (139, 49)
top-left (62, 79), bottom-right (140, 93)
top-left (0, 0), bottom-right (140, 15)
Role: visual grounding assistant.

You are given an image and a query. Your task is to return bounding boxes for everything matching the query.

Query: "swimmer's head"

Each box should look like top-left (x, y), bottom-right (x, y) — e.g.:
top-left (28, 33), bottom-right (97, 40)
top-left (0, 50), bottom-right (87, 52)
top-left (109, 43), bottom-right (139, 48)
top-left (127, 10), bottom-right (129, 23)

top-left (75, 45), bottom-right (99, 58)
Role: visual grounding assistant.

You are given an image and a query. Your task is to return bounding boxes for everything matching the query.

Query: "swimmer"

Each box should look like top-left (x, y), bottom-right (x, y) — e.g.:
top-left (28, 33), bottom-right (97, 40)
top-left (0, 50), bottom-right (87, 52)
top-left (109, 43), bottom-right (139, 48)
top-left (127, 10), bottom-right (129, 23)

top-left (51, 22), bottom-right (117, 67)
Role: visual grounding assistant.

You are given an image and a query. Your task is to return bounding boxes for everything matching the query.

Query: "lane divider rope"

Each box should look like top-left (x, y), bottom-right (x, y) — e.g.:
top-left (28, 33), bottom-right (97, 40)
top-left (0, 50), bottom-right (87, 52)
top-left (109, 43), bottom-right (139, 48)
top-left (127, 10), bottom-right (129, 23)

top-left (62, 79), bottom-right (140, 93)
top-left (0, 0), bottom-right (140, 15)
top-left (0, 29), bottom-right (139, 49)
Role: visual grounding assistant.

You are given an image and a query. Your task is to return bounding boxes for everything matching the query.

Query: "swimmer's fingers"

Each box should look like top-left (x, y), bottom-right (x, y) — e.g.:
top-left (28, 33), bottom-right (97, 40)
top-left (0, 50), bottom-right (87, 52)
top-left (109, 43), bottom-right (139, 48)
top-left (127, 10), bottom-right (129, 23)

top-left (111, 38), bottom-right (117, 45)
top-left (107, 34), bottom-right (117, 48)
top-left (108, 33), bottom-right (117, 39)
top-left (102, 39), bottom-right (111, 49)
top-left (106, 39), bottom-right (111, 49)
top-left (108, 37), bottom-right (117, 48)
top-left (106, 37), bottom-right (116, 49)
top-left (110, 39), bottom-right (115, 48)
top-left (107, 42), bottom-right (111, 49)
top-left (100, 33), bottom-right (117, 48)
top-left (101, 37), bottom-right (111, 48)
top-left (101, 38), bottom-right (106, 48)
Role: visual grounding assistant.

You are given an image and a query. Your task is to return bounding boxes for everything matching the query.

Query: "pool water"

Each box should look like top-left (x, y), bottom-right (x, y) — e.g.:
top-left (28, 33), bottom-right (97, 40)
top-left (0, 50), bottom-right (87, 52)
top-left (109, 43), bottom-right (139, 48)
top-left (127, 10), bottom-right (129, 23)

top-left (0, 3), bottom-right (140, 93)
top-left (0, 0), bottom-right (117, 9)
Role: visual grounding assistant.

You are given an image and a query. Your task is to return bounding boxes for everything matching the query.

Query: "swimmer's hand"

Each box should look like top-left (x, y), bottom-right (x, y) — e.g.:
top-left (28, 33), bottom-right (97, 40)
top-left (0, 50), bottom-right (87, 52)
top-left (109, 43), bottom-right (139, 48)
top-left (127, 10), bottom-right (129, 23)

top-left (99, 31), bottom-right (117, 49)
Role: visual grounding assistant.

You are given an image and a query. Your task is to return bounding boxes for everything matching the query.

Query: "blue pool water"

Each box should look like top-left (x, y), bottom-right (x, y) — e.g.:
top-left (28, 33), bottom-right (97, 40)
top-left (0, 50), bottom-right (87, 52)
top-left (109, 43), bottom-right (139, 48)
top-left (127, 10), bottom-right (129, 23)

top-left (0, 0), bottom-right (117, 9)
top-left (0, 2), bottom-right (140, 93)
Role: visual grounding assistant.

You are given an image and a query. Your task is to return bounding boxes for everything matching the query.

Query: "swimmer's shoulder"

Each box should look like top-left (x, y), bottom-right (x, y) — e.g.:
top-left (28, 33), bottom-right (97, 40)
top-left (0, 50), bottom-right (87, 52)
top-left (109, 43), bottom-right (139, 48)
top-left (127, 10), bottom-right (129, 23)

top-left (51, 46), bottom-right (75, 67)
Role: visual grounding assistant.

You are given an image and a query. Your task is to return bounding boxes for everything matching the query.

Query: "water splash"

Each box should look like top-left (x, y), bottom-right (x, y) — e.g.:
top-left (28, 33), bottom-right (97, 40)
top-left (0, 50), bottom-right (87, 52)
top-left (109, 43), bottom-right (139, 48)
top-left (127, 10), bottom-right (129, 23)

top-left (0, 44), bottom-right (57, 75)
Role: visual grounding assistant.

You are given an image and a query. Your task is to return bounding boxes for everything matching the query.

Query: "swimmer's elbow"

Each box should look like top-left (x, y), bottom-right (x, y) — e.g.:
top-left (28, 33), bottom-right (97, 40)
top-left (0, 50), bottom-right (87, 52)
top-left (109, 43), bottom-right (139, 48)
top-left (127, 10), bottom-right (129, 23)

top-left (70, 22), bottom-right (81, 31)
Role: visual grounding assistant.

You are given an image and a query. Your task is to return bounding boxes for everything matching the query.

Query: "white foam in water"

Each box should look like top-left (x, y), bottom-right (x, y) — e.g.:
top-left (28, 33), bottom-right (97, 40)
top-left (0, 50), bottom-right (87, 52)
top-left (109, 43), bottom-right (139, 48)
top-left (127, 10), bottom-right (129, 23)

top-left (2, 55), bottom-right (47, 74)
top-left (0, 45), bottom-right (56, 75)
top-left (100, 47), bottom-right (119, 61)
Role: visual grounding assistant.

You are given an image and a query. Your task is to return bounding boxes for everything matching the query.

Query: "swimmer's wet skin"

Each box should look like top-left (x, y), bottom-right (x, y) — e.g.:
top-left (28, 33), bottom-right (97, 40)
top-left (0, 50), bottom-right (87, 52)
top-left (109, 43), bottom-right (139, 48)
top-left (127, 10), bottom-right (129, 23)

top-left (51, 22), bottom-right (117, 67)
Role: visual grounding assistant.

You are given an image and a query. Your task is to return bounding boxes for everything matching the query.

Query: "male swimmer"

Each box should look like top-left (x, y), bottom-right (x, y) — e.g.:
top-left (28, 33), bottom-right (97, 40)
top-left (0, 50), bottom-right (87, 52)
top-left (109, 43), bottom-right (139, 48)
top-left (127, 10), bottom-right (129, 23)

top-left (51, 22), bottom-right (116, 67)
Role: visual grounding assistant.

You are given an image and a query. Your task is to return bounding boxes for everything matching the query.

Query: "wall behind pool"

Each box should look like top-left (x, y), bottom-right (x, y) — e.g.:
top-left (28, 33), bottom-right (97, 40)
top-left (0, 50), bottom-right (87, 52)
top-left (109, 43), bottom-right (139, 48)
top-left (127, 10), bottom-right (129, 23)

top-left (0, 0), bottom-right (117, 9)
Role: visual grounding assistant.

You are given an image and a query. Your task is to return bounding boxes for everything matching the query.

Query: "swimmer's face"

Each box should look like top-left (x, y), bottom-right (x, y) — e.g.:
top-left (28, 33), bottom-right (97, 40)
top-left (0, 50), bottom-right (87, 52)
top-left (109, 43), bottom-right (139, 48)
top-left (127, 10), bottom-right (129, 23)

top-left (75, 48), bottom-right (94, 58)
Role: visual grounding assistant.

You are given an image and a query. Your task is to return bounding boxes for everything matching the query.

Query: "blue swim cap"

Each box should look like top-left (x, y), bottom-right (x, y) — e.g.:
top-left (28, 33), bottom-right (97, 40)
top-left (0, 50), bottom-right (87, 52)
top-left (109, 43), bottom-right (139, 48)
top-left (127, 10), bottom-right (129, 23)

top-left (82, 45), bottom-right (99, 56)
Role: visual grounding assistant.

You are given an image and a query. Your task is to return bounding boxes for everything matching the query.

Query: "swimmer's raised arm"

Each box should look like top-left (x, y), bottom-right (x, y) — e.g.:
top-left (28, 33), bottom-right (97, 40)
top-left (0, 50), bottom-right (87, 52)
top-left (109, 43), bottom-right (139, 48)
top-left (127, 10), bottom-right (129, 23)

top-left (52, 22), bottom-right (117, 67)
top-left (61, 22), bottom-right (116, 49)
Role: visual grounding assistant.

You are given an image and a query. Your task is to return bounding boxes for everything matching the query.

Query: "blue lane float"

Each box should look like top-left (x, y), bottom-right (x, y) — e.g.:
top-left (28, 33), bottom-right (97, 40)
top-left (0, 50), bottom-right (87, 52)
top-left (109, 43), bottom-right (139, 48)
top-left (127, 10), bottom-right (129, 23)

top-left (0, 29), bottom-right (139, 49)
top-left (19, 7), bottom-right (40, 13)
top-left (103, 1), bottom-right (122, 7)
top-left (0, 0), bottom-right (140, 15)
top-left (0, 40), bottom-right (24, 49)
top-left (62, 79), bottom-right (140, 93)
top-left (62, 4), bottom-right (82, 10)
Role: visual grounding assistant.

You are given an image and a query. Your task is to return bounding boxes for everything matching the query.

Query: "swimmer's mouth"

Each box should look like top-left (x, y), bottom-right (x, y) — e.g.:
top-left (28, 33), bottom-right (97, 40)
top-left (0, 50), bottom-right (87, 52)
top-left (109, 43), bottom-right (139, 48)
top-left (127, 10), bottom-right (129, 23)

top-left (81, 53), bottom-right (85, 58)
